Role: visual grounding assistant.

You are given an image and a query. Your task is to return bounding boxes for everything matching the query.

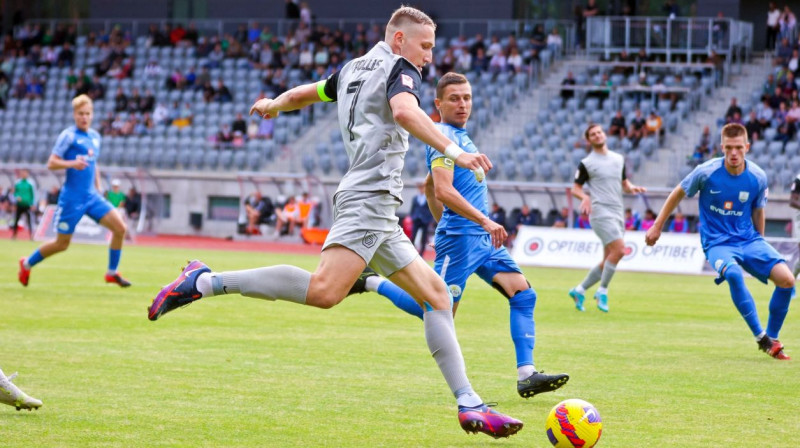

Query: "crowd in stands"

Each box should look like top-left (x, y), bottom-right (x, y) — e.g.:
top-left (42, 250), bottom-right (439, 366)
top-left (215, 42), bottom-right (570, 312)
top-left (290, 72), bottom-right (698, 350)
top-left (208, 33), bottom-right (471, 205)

top-left (241, 190), bottom-right (318, 238)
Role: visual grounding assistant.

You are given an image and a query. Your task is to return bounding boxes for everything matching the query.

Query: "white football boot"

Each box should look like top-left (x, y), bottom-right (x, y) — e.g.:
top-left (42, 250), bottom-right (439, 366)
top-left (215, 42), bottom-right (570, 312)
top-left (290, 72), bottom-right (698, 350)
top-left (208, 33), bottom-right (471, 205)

top-left (0, 368), bottom-right (42, 411)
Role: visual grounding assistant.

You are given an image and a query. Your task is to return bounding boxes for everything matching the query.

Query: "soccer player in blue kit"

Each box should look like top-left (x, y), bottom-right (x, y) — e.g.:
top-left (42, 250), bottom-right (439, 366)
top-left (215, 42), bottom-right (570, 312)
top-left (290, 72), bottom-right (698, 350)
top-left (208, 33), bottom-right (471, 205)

top-left (645, 123), bottom-right (794, 360)
top-left (18, 94), bottom-right (131, 287)
top-left (362, 73), bottom-right (570, 395)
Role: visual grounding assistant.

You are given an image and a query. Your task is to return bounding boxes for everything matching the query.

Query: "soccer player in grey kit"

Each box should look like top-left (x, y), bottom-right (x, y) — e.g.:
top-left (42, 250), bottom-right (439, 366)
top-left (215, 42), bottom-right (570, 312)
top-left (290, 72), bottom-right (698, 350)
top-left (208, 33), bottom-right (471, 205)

top-left (148, 6), bottom-right (523, 439)
top-left (568, 123), bottom-right (646, 312)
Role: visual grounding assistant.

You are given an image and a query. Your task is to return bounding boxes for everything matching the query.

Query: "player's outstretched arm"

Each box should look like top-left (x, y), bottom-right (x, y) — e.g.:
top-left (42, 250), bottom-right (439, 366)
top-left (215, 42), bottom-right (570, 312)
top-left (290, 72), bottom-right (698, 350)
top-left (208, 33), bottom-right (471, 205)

top-left (424, 173), bottom-right (443, 223)
top-left (645, 185), bottom-right (686, 246)
top-left (249, 82), bottom-right (322, 119)
top-left (431, 166), bottom-right (506, 248)
top-left (389, 92), bottom-right (490, 178)
top-left (46, 154), bottom-right (87, 171)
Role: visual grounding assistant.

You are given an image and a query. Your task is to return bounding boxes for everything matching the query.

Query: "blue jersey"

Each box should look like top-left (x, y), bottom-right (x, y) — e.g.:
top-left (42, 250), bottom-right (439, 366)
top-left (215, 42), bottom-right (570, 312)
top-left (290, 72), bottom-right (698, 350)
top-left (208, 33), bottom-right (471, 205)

top-left (680, 158), bottom-right (768, 251)
top-left (52, 126), bottom-right (102, 200)
top-left (426, 123), bottom-right (488, 235)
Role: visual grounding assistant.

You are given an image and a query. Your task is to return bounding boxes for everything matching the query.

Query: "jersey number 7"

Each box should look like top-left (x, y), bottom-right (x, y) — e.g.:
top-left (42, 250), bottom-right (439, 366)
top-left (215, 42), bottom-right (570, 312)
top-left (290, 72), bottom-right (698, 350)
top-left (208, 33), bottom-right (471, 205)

top-left (346, 80), bottom-right (364, 141)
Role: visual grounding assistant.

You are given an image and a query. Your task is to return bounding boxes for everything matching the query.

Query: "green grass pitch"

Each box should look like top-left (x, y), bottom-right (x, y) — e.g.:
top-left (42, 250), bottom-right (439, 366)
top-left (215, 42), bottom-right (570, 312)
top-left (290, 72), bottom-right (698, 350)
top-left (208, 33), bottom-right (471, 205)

top-left (1, 239), bottom-right (798, 447)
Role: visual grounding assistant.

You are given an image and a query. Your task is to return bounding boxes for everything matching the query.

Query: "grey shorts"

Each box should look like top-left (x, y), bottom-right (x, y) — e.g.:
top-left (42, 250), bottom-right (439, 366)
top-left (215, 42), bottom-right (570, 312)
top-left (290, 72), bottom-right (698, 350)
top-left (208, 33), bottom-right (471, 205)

top-left (590, 216), bottom-right (625, 246)
top-left (322, 190), bottom-right (419, 277)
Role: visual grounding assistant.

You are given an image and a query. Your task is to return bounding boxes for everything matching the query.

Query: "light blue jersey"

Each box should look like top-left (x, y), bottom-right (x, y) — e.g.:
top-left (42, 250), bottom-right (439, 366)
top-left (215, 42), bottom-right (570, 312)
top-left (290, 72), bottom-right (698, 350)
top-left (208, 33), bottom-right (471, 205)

top-left (425, 123), bottom-right (488, 236)
top-left (680, 158), bottom-right (768, 251)
top-left (52, 126), bottom-right (102, 200)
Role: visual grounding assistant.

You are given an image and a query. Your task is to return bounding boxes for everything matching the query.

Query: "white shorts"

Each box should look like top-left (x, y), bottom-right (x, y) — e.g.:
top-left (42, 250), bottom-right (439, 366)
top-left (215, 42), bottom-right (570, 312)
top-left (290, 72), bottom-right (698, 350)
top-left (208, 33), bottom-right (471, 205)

top-left (590, 216), bottom-right (625, 246)
top-left (322, 190), bottom-right (418, 277)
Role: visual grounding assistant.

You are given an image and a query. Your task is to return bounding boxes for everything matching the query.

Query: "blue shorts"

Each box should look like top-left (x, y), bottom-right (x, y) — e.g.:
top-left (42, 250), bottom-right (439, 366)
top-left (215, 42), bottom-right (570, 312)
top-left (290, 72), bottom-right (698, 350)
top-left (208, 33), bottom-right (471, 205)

top-left (706, 238), bottom-right (785, 284)
top-left (433, 232), bottom-right (523, 302)
top-left (55, 193), bottom-right (114, 235)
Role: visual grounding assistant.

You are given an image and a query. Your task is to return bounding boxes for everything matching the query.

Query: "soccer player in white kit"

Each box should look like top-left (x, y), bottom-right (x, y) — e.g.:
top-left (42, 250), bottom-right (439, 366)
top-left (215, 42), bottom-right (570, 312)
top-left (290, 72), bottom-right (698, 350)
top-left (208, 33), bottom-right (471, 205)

top-left (148, 6), bottom-right (523, 438)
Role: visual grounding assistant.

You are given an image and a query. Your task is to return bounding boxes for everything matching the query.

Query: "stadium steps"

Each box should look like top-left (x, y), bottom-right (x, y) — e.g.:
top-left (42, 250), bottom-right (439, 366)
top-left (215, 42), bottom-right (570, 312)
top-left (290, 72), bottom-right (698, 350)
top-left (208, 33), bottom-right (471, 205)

top-left (636, 54), bottom-right (774, 187)
top-left (261, 107), bottom-right (339, 175)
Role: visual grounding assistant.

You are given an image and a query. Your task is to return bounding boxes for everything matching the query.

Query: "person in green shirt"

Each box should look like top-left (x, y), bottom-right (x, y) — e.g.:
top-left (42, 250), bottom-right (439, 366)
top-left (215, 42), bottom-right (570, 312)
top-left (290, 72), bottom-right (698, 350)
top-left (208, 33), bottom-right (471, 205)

top-left (12, 170), bottom-right (35, 240)
top-left (106, 179), bottom-right (126, 209)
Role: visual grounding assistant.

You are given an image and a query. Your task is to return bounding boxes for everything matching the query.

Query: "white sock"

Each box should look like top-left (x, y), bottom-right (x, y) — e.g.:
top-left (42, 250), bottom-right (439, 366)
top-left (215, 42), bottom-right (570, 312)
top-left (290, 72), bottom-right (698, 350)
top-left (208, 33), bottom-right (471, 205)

top-left (23, 259), bottom-right (31, 270)
top-left (106, 270), bottom-right (116, 276)
top-left (364, 275), bottom-right (383, 292)
top-left (597, 286), bottom-right (608, 294)
top-left (575, 285), bottom-right (585, 294)
top-left (755, 331), bottom-right (767, 342)
top-left (517, 364), bottom-right (536, 381)
top-left (456, 391), bottom-right (483, 408)
top-left (196, 272), bottom-right (213, 297)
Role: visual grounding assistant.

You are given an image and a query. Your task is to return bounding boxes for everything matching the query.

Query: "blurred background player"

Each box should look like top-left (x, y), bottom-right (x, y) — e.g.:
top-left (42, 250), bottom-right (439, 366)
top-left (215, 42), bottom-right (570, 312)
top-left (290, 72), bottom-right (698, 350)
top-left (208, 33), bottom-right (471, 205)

top-left (409, 182), bottom-right (434, 255)
top-left (791, 172), bottom-right (800, 281)
top-left (0, 366), bottom-right (42, 411)
top-left (646, 123), bottom-right (794, 360)
top-left (11, 169), bottom-right (35, 240)
top-left (361, 72), bottom-right (569, 398)
top-left (568, 124), bottom-right (646, 312)
top-left (147, 7), bottom-right (522, 439)
top-left (18, 94), bottom-right (131, 288)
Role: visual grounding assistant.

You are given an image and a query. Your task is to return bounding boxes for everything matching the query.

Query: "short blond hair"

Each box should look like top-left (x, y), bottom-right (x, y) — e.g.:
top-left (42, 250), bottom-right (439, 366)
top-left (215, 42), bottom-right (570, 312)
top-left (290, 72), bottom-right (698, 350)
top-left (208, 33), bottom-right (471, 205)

top-left (385, 6), bottom-right (436, 39)
top-left (721, 122), bottom-right (748, 143)
top-left (72, 94), bottom-right (93, 110)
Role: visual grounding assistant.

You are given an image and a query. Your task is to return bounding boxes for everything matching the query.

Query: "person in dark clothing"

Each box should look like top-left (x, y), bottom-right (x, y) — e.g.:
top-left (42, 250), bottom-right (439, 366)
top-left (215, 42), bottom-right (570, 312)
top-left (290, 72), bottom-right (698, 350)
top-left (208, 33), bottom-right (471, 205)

top-left (409, 183), bottom-right (435, 256)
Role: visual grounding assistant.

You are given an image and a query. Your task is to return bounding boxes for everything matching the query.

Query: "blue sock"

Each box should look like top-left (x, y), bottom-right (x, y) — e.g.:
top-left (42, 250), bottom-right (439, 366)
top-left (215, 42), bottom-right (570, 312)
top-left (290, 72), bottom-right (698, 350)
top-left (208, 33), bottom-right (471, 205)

top-left (766, 286), bottom-right (793, 339)
top-left (509, 288), bottom-right (537, 368)
top-left (108, 248), bottom-right (122, 272)
top-left (377, 280), bottom-right (424, 320)
top-left (724, 265), bottom-right (763, 337)
top-left (27, 249), bottom-right (44, 268)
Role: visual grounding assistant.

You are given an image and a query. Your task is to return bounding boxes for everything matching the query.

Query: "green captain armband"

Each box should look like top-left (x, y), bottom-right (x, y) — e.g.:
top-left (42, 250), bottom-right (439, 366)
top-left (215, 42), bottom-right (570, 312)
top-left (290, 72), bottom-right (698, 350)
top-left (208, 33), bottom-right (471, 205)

top-left (317, 80), bottom-right (333, 102)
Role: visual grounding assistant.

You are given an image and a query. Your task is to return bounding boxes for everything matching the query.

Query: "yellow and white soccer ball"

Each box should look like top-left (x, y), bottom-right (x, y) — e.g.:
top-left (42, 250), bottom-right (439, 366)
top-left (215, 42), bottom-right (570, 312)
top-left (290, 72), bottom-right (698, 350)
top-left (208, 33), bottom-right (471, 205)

top-left (544, 398), bottom-right (603, 447)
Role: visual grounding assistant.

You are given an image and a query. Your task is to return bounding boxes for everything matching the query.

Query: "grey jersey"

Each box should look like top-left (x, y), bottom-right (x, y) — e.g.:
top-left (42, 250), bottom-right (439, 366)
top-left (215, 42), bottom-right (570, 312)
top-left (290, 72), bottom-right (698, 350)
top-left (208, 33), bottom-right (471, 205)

top-left (574, 149), bottom-right (627, 220)
top-left (320, 41), bottom-right (422, 201)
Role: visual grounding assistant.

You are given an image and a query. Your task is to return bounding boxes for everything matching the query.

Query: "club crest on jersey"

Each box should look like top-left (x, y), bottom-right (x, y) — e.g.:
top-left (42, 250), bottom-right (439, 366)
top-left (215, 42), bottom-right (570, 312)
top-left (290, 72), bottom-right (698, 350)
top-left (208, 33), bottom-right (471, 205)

top-left (738, 191), bottom-right (749, 203)
top-left (401, 73), bottom-right (414, 89)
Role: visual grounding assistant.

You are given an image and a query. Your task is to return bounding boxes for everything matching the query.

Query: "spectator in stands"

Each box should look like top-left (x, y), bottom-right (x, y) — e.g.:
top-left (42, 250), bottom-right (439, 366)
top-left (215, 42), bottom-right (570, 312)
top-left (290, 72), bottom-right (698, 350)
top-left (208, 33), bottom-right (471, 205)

top-left (583, 0), bottom-right (600, 19)
top-left (141, 89), bottom-right (155, 113)
top-left (183, 22), bottom-right (200, 46)
top-left (256, 117), bottom-right (274, 139)
top-left (692, 126), bottom-right (712, 164)
top-left (275, 196), bottom-right (302, 236)
top-left (106, 179), bottom-right (126, 209)
top-left (455, 46), bottom-right (472, 72)
top-left (608, 110), bottom-right (627, 138)
top-left (201, 80), bottom-right (215, 103)
top-left (472, 47), bottom-right (488, 73)
top-left (668, 212), bottom-right (690, 233)
top-left (769, 86), bottom-right (786, 110)
top-left (207, 43), bottom-right (224, 68)
top-left (640, 209), bottom-right (656, 231)
top-left (787, 99), bottom-right (800, 131)
top-left (724, 97), bottom-right (742, 122)
top-left (153, 102), bottom-right (169, 125)
top-left (438, 47), bottom-right (455, 74)
top-left (575, 211), bottom-right (591, 229)
top-left (767, 2), bottom-right (781, 50)
top-left (529, 24), bottom-right (546, 55)
top-left (25, 76), bottom-right (43, 100)
top-left (552, 207), bottom-right (569, 228)
top-left (507, 47), bottom-right (523, 73)
top-left (486, 35), bottom-right (503, 58)
top-left (45, 186), bottom-right (60, 207)
top-left (628, 108), bottom-right (646, 147)
top-left (125, 188), bottom-right (141, 220)
top-left (217, 124), bottom-right (234, 147)
top-left (285, 0), bottom-right (300, 20)
top-left (489, 202), bottom-right (507, 229)
top-left (780, 5), bottom-right (797, 41)
top-left (783, 71), bottom-right (798, 97)
top-left (764, 73), bottom-right (777, 97)
top-left (113, 87), bottom-right (128, 112)
top-left (57, 42), bottom-right (74, 67)
top-left (299, 2), bottom-right (312, 27)
top-left (547, 27), bottom-right (563, 54)
top-left (216, 79), bottom-right (232, 103)
top-left (776, 110), bottom-right (793, 142)
top-left (128, 88), bottom-right (142, 113)
top-left (744, 110), bottom-right (762, 140)
top-left (645, 110), bottom-right (663, 139)
top-left (560, 71), bottom-right (576, 105)
top-left (788, 49), bottom-right (800, 73)
top-left (624, 208), bottom-right (639, 231)
top-left (777, 38), bottom-right (793, 64)
top-left (757, 98), bottom-right (774, 129)
top-left (516, 205), bottom-right (538, 229)
top-left (11, 77), bottom-right (26, 99)
top-left (489, 48), bottom-right (507, 75)
top-left (144, 59), bottom-right (162, 79)
top-left (232, 112), bottom-right (247, 135)
top-left (298, 192), bottom-right (314, 228)
top-left (663, 0), bottom-right (680, 18)
top-left (244, 191), bottom-right (275, 235)
top-left (636, 48), bottom-right (653, 63)
top-left (87, 75), bottom-right (105, 100)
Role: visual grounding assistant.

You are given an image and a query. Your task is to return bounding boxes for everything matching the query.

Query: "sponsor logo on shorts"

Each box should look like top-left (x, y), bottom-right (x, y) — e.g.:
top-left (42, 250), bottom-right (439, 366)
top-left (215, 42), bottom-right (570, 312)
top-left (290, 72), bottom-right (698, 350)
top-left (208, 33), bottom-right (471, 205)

top-left (362, 231), bottom-right (377, 248)
top-left (523, 237), bottom-right (544, 256)
top-left (58, 221), bottom-right (69, 231)
top-left (623, 242), bottom-right (637, 260)
top-left (448, 284), bottom-right (462, 299)
top-left (714, 259), bottom-right (723, 271)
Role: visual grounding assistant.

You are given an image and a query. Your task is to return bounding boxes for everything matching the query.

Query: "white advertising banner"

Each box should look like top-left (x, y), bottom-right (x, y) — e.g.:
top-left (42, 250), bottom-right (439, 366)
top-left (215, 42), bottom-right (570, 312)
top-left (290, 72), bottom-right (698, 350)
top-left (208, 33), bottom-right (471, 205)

top-left (511, 227), bottom-right (707, 274)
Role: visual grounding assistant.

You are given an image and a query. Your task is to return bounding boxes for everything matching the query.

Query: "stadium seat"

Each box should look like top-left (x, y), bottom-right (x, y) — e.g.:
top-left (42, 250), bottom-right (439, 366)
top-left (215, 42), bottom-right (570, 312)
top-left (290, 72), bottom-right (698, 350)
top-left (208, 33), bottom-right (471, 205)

top-left (557, 161), bottom-right (573, 181)
top-left (521, 160), bottom-right (536, 179)
top-left (539, 160), bottom-right (554, 181)
top-left (336, 154), bottom-right (350, 174)
top-left (767, 141), bottom-right (784, 156)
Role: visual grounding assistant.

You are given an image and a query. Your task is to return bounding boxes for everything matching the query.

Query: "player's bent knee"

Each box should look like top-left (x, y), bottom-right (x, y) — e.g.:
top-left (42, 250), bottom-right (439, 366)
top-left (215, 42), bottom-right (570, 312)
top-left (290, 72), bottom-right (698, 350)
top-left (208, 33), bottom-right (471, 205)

top-left (773, 276), bottom-right (795, 289)
top-left (723, 264), bottom-right (744, 284)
